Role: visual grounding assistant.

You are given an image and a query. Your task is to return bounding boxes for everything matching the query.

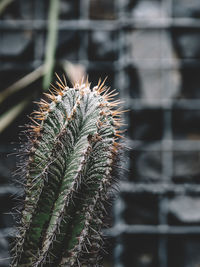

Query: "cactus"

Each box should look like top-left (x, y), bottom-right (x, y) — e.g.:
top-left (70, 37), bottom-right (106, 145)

top-left (11, 76), bottom-right (124, 267)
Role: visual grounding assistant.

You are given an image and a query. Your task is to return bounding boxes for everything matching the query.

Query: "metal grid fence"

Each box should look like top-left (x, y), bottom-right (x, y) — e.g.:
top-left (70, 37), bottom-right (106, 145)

top-left (1, 0), bottom-right (200, 266)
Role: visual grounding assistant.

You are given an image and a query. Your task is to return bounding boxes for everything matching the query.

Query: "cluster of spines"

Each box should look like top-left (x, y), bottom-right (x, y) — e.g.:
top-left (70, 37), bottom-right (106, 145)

top-left (11, 75), bottom-right (125, 267)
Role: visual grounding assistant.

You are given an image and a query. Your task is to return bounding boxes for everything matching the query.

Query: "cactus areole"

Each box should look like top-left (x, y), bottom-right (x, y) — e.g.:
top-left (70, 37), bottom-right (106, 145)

top-left (11, 76), bottom-right (124, 267)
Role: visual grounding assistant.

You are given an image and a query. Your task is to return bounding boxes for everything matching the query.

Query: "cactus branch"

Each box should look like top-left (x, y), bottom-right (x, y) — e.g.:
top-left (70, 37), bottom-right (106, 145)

top-left (11, 77), bottom-right (124, 267)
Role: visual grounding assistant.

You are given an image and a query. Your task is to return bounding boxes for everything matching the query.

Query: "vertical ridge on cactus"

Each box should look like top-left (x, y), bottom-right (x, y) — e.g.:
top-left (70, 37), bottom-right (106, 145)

top-left (11, 77), bottom-right (124, 267)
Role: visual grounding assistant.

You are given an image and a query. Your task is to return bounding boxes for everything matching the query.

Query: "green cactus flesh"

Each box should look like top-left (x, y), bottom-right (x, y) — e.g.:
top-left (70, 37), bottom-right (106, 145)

top-left (11, 78), bottom-right (123, 267)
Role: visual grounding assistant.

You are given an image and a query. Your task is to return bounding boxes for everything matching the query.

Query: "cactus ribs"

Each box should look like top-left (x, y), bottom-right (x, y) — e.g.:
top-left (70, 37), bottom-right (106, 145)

top-left (11, 76), bottom-right (125, 267)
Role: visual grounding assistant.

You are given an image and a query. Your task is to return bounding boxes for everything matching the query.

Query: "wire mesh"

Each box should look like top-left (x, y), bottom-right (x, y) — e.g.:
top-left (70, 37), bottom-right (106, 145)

top-left (1, 0), bottom-right (200, 266)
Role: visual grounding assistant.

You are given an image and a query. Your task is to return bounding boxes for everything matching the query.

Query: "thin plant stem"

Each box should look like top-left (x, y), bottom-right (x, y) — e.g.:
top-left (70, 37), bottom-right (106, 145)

top-left (0, 98), bottom-right (30, 134)
top-left (0, 65), bottom-right (44, 105)
top-left (42, 0), bottom-right (60, 91)
top-left (0, 0), bottom-right (14, 16)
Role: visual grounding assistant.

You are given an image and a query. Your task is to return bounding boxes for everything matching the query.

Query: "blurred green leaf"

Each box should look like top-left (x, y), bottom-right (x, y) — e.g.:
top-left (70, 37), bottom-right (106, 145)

top-left (0, 98), bottom-right (30, 134)
top-left (0, 65), bottom-right (44, 105)
top-left (0, 0), bottom-right (14, 16)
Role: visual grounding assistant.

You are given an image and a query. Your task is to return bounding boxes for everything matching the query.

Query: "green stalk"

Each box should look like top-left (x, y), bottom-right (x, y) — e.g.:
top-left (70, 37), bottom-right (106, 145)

top-left (43, 0), bottom-right (60, 91)
top-left (0, 0), bottom-right (14, 16)
top-left (0, 98), bottom-right (30, 134)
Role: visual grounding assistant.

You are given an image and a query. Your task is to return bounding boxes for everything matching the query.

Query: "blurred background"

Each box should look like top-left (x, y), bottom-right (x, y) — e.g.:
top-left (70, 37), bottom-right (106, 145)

top-left (1, 0), bottom-right (200, 266)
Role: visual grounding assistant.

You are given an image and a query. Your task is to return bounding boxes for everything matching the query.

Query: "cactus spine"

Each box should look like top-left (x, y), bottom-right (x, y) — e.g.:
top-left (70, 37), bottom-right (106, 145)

top-left (11, 77), bottom-right (124, 267)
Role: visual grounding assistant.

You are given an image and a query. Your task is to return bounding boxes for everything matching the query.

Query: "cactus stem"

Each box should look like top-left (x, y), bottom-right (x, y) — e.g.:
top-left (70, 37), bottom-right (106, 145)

top-left (11, 76), bottom-right (125, 267)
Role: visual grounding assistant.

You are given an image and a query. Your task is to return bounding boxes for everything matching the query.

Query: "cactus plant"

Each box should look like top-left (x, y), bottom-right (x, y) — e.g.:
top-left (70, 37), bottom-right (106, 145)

top-left (11, 76), bottom-right (124, 267)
